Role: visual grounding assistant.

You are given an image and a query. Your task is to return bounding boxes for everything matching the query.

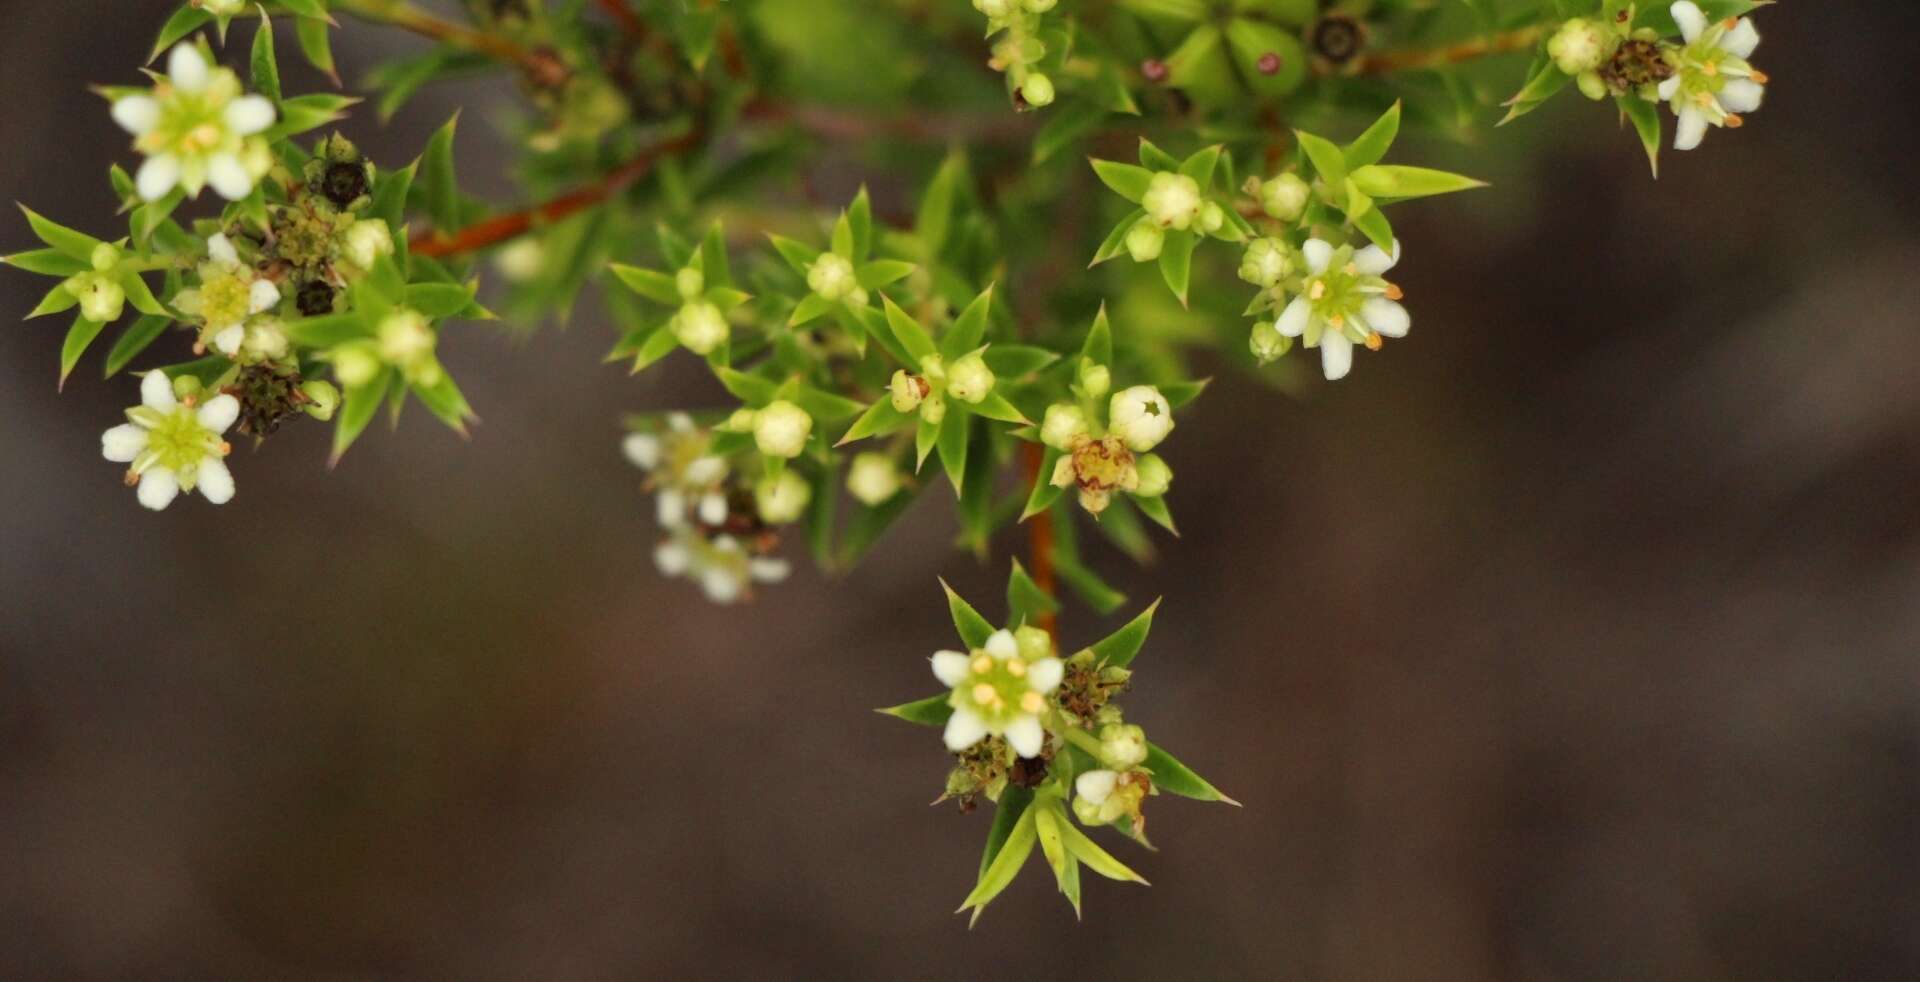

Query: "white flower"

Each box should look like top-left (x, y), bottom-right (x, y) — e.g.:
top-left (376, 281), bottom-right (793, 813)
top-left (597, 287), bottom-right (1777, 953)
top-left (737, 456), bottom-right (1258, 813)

top-left (111, 44), bottom-right (277, 202)
top-left (1075, 769), bottom-right (1119, 806)
top-left (1108, 385), bottom-right (1173, 452)
top-left (671, 300), bottom-right (729, 355)
top-left (846, 452), bottom-right (903, 506)
top-left (653, 529), bottom-right (789, 603)
top-left (493, 239), bottom-right (546, 283)
top-left (625, 414), bottom-right (731, 531)
top-left (1040, 403), bottom-right (1090, 450)
top-left (101, 371), bottom-right (239, 510)
top-left (1142, 172), bottom-right (1202, 230)
top-left (1274, 238), bottom-right (1410, 381)
top-left (805, 253), bottom-right (857, 302)
top-left (755, 470), bottom-right (812, 525)
top-left (1658, 2), bottom-right (1766, 151)
top-left (751, 400), bottom-right (813, 459)
top-left (171, 233), bottom-right (280, 357)
top-left (933, 627), bottom-right (1064, 759)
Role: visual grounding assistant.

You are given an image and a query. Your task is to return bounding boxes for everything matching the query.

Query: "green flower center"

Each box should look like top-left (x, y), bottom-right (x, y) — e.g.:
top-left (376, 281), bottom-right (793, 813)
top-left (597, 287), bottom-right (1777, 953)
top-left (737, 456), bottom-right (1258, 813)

top-left (140, 73), bottom-right (243, 158)
top-left (948, 649), bottom-right (1047, 726)
top-left (198, 269), bottom-right (251, 327)
top-left (140, 407), bottom-right (221, 474)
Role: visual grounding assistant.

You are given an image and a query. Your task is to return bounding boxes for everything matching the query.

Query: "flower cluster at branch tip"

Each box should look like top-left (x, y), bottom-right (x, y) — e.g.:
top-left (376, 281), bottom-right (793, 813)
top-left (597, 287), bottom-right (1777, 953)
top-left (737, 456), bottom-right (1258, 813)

top-left (111, 44), bottom-right (276, 202)
top-left (102, 371), bottom-right (238, 510)
top-left (1545, 2), bottom-right (1765, 152)
top-left (933, 626), bottom-right (1065, 759)
top-left (1043, 359), bottom-right (1176, 517)
top-left (625, 413), bottom-right (796, 603)
top-left (974, 0), bottom-right (1059, 109)
top-left (1266, 239), bottom-right (1410, 382)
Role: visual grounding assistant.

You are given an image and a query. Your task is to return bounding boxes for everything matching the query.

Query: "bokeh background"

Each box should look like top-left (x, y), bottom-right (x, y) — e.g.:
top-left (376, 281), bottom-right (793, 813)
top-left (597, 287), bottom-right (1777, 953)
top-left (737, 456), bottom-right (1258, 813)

top-left (4, 2), bottom-right (1917, 978)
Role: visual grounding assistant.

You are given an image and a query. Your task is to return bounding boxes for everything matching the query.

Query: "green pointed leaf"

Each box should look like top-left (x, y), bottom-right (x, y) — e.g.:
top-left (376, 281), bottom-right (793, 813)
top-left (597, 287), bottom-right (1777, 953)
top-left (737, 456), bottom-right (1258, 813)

top-left (1057, 816), bottom-right (1148, 884)
top-left (983, 344), bottom-right (1060, 377)
top-left (968, 391), bottom-right (1030, 425)
top-left (295, 15), bottom-right (338, 84)
top-left (880, 295), bottom-right (939, 365)
top-left (1349, 165), bottom-right (1488, 200)
top-left (421, 113), bottom-right (461, 233)
top-left (960, 805), bottom-right (1039, 914)
top-left (836, 398), bottom-right (910, 446)
top-left (1177, 144), bottom-right (1222, 189)
top-left (940, 286), bottom-right (994, 360)
top-left (1091, 209), bottom-right (1146, 267)
top-left (1132, 493), bottom-right (1178, 535)
top-left (1294, 129), bottom-right (1348, 192)
top-left (609, 264), bottom-right (679, 305)
top-left (1081, 307), bottom-right (1113, 366)
top-left (1620, 94), bottom-right (1663, 178)
top-left (1089, 599), bottom-right (1160, 668)
top-left (715, 367), bottom-right (779, 406)
top-left (877, 693), bottom-right (953, 726)
top-left (103, 314), bottom-right (171, 377)
top-left (940, 578), bottom-right (996, 649)
top-left (5, 248), bottom-right (88, 276)
top-left (915, 152), bottom-right (968, 259)
top-left (249, 10), bottom-right (281, 104)
top-left (856, 259), bottom-right (915, 290)
top-left (330, 368), bottom-right (391, 464)
top-left (1145, 742), bottom-right (1238, 804)
top-left (58, 317), bottom-right (106, 384)
top-left (1137, 138), bottom-right (1180, 172)
top-left (1500, 61), bottom-right (1573, 126)
top-left (1158, 230), bottom-right (1196, 307)
top-left (1032, 802), bottom-right (1079, 913)
top-left (148, 8), bottom-right (212, 63)
top-left (27, 283), bottom-right (78, 319)
top-left (767, 233), bottom-right (820, 275)
top-left (1343, 101), bottom-right (1402, 169)
top-left (1021, 449), bottom-right (1065, 521)
top-left (937, 405), bottom-right (969, 495)
top-left (915, 411), bottom-right (939, 471)
top-left (1008, 558), bottom-right (1059, 625)
top-left (1352, 205), bottom-right (1395, 252)
top-left (848, 186), bottom-right (873, 260)
top-left (20, 206), bottom-right (103, 260)
top-left (1091, 159), bottom-right (1153, 202)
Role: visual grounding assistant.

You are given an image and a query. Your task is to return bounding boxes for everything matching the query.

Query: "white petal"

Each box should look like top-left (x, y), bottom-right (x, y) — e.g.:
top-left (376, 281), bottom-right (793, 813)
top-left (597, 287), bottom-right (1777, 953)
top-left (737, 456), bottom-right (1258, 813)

top-left (248, 279), bottom-right (281, 314)
top-left (196, 458), bottom-right (234, 505)
top-left (101, 424), bottom-right (149, 463)
top-left (1302, 238), bottom-right (1334, 275)
top-left (110, 95), bottom-right (159, 135)
top-left (168, 44), bottom-right (210, 92)
top-left (654, 540), bottom-right (690, 575)
top-left (667, 412), bottom-right (694, 432)
top-left (1675, 105), bottom-right (1709, 151)
top-left (207, 233), bottom-right (238, 266)
top-left (684, 456), bottom-right (727, 485)
top-left (140, 370), bottom-right (177, 411)
top-left (207, 153), bottom-right (254, 201)
top-left (1719, 79), bottom-right (1764, 114)
top-left (700, 569), bottom-right (743, 603)
top-left (1026, 657), bottom-right (1064, 695)
top-left (1075, 769), bottom-right (1118, 805)
top-left (135, 154), bottom-right (181, 202)
top-left (943, 706), bottom-right (989, 752)
top-left (1719, 18), bottom-right (1760, 59)
top-left (136, 469), bottom-right (179, 510)
top-left (656, 489), bottom-right (686, 527)
top-left (984, 629), bottom-right (1017, 660)
top-left (1276, 296), bottom-right (1312, 338)
top-left (622, 433), bottom-right (662, 470)
top-left (1658, 76), bottom-right (1683, 102)
top-left (1320, 332), bottom-right (1353, 381)
top-left (747, 558), bottom-right (790, 583)
top-left (931, 650), bottom-right (970, 687)
top-left (222, 95), bottom-right (276, 136)
top-left (1353, 240), bottom-right (1401, 275)
top-left (697, 493), bottom-right (728, 526)
top-left (1005, 715), bottom-right (1045, 759)
top-left (1361, 298), bottom-right (1410, 338)
top-left (197, 394), bottom-right (240, 433)
top-left (1670, 1), bottom-right (1706, 44)
top-left (212, 324), bottom-right (244, 356)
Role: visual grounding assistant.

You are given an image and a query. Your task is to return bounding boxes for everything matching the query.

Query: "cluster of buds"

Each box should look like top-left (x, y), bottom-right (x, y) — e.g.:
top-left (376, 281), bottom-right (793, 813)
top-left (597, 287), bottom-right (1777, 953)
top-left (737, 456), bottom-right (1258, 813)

top-left (331, 308), bottom-right (445, 389)
top-left (804, 252), bottom-right (867, 308)
top-left (1247, 238), bottom-right (1410, 381)
top-left (889, 350), bottom-right (996, 425)
top-left (1125, 172), bottom-right (1230, 262)
top-left (668, 265), bottom-right (731, 356)
top-left (1042, 365), bottom-right (1175, 516)
top-left (1549, 3), bottom-right (1765, 151)
top-left (975, 0), bottom-right (1059, 109)
top-left (625, 413), bottom-right (794, 603)
top-left (60, 243), bottom-right (134, 325)
top-left (259, 134), bottom-right (394, 317)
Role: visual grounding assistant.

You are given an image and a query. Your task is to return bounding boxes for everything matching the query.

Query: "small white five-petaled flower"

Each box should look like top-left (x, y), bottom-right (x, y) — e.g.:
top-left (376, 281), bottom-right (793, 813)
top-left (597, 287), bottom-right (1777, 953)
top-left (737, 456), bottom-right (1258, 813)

top-left (1659, 1), bottom-right (1765, 152)
top-left (110, 43), bottom-right (277, 202)
top-left (172, 233), bottom-right (281, 357)
top-left (101, 371), bottom-right (239, 510)
top-left (1274, 238), bottom-right (1410, 381)
top-left (624, 413), bottom-right (732, 529)
top-left (653, 528), bottom-right (790, 604)
top-left (932, 627), bottom-right (1064, 759)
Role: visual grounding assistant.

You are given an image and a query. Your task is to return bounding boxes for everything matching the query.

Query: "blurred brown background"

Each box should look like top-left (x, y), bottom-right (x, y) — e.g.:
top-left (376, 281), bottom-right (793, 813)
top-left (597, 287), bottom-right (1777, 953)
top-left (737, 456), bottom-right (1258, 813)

top-left (3, 2), bottom-right (1917, 978)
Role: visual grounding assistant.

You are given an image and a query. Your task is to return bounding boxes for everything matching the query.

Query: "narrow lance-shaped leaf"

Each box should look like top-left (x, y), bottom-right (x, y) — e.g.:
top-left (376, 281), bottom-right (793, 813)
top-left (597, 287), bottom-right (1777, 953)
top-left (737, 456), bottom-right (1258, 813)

top-left (1089, 598), bottom-right (1161, 668)
top-left (940, 578), bottom-right (996, 649)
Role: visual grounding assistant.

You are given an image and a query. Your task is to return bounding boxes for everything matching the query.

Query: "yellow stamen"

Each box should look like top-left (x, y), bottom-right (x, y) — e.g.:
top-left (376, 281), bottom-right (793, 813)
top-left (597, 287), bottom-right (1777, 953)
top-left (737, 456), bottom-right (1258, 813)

top-left (1343, 262), bottom-right (1358, 275)
top-left (1702, 61), bottom-right (1718, 77)
top-left (1308, 280), bottom-right (1326, 301)
top-left (1725, 113), bottom-right (1744, 128)
top-left (1328, 313), bottom-right (1344, 330)
top-left (1385, 283), bottom-right (1404, 301)
top-left (1020, 692), bottom-right (1044, 714)
top-left (1007, 658), bottom-right (1027, 677)
top-left (1365, 332), bottom-right (1383, 352)
top-left (972, 683), bottom-right (996, 706)
top-left (1750, 70), bottom-right (1769, 84)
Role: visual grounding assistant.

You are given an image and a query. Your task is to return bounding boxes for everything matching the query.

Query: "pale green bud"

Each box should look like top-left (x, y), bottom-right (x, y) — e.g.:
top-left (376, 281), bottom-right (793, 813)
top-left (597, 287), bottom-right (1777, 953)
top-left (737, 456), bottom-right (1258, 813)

top-left (1132, 453), bottom-right (1171, 498)
top-left (752, 399), bottom-right (813, 459)
top-left (1260, 172), bottom-right (1311, 222)
top-left (1577, 70), bottom-right (1609, 101)
top-left (846, 452), bottom-right (903, 506)
top-left (1098, 723), bottom-right (1149, 770)
top-left (1250, 320), bottom-right (1292, 364)
top-left (889, 370), bottom-right (928, 413)
top-left (945, 352), bottom-right (995, 404)
top-left (70, 273), bottom-right (125, 323)
top-left (1020, 73), bottom-right (1055, 108)
top-left (724, 407), bottom-right (758, 431)
top-left (299, 379), bottom-right (340, 421)
top-left (343, 219), bottom-right (395, 272)
top-left (1142, 172), bottom-right (1202, 230)
top-left (755, 470), bottom-right (812, 524)
top-left (1014, 624), bottom-right (1053, 662)
top-left (672, 300), bottom-right (729, 355)
top-left (1547, 18), bottom-right (1608, 76)
top-left (377, 308), bottom-right (435, 367)
top-left (1077, 362), bottom-right (1111, 400)
top-left (1124, 220), bottom-right (1164, 263)
top-left (1198, 201), bottom-right (1226, 234)
top-left (806, 253), bottom-right (856, 301)
top-left (90, 242), bottom-right (120, 272)
top-left (1108, 385), bottom-right (1173, 452)
top-left (331, 343), bottom-right (381, 389)
top-left (920, 391), bottom-right (948, 425)
top-left (1238, 237), bottom-right (1294, 288)
top-left (675, 266), bottom-right (705, 301)
top-left (1040, 403), bottom-right (1090, 450)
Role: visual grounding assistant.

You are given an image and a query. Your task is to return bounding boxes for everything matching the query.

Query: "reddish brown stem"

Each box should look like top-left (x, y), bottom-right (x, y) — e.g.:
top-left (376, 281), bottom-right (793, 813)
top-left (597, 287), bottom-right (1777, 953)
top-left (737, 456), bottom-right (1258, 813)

top-left (409, 127), bottom-right (703, 257)
top-left (594, 0), bottom-right (647, 40)
top-left (1344, 24), bottom-right (1548, 76)
top-left (1022, 442), bottom-right (1059, 637)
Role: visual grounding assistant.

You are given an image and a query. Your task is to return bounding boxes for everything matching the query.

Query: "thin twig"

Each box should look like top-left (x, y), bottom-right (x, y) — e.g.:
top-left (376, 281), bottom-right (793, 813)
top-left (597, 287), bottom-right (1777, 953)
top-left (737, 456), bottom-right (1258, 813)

top-left (1022, 442), bottom-right (1059, 637)
top-left (335, 0), bottom-right (568, 83)
top-left (1341, 24), bottom-right (1549, 76)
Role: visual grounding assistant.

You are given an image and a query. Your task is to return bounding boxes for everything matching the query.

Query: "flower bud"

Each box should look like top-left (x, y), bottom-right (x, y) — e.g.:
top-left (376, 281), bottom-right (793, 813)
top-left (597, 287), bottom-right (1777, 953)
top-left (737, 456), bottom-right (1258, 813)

top-left (1142, 172), bottom-right (1202, 230)
top-left (1014, 624), bottom-right (1053, 662)
top-left (1577, 70), bottom-right (1609, 101)
top-left (889, 370), bottom-right (928, 413)
top-left (1075, 768), bottom-right (1119, 807)
top-left (755, 470), bottom-right (812, 524)
top-left (299, 379), bottom-right (340, 421)
top-left (1198, 201), bottom-right (1226, 234)
top-left (1124, 220), bottom-right (1165, 262)
top-left (90, 242), bottom-right (121, 272)
top-left (846, 452), bottom-right (903, 506)
top-left (1238, 236), bottom-right (1294, 288)
top-left (1260, 172), bottom-right (1310, 221)
top-left (1020, 73), bottom-right (1055, 108)
top-left (1250, 320), bottom-right (1292, 364)
top-left (1098, 724), bottom-right (1149, 769)
top-left (493, 239), bottom-right (545, 283)
top-left (1132, 453), bottom-right (1172, 497)
top-left (675, 266), bottom-right (705, 301)
top-left (331, 342), bottom-right (381, 389)
top-left (1072, 365), bottom-right (1109, 403)
top-left (1040, 404), bottom-right (1090, 450)
top-left (724, 407), bottom-right (758, 431)
top-left (806, 253), bottom-right (857, 301)
top-left (973, 0), bottom-right (1013, 17)
top-left (377, 308), bottom-right (436, 367)
top-left (945, 352), bottom-right (995, 404)
top-left (752, 400), bottom-right (813, 459)
top-left (1072, 791), bottom-right (1108, 826)
top-left (1108, 385), bottom-right (1174, 452)
top-left (920, 391), bottom-right (948, 425)
top-left (1547, 18), bottom-right (1608, 76)
top-left (343, 219), bottom-right (395, 272)
top-left (72, 274), bottom-right (125, 323)
top-left (672, 300), bottom-right (729, 355)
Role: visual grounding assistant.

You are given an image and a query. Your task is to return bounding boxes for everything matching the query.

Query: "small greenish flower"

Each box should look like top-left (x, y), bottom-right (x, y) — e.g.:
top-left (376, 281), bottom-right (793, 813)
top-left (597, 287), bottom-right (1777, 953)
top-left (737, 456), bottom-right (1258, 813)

top-left (755, 470), bottom-right (812, 525)
top-left (1108, 385), bottom-right (1173, 453)
top-left (931, 627), bottom-right (1065, 758)
top-left (1274, 238), bottom-right (1409, 381)
top-left (376, 309), bottom-right (442, 385)
top-left (493, 239), bottom-right (546, 283)
top-left (1142, 172), bottom-right (1203, 230)
top-left (847, 452), bottom-right (904, 506)
top-left (1072, 768), bottom-right (1148, 827)
top-left (890, 370), bottom-right (929, 413)
top-left (751, 400), bottom-right (813, 459)
top-left (340, 219), bottom-right (396, 276)
top-left (1050, 434), bottom-right (1138, 516)
top-left (101, 371), bottom-right (239, 510)
top-left (671, 299), bottom-right (730, 355)
top-left (110, 44), bottom-right (276, 201)
top-left (172, 233), bottom-right (282, 358)
top-left (1658, 1), bottom-right (1765, 151)
top-left (1249, 319), bottom-right (1293, 365)
top-left (299, 380), bottom-right (340, 421)
top-left (1019, 73), bottom-right (1055, 108)
top-left (1259, 172), bottom-right (1310, 222)
top-left (1077, 362), bottom-right (1111, 400)
top-left (63, 243), bottom-right (127, 323)
top-left (944, 351), bottom-right (995, 404)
